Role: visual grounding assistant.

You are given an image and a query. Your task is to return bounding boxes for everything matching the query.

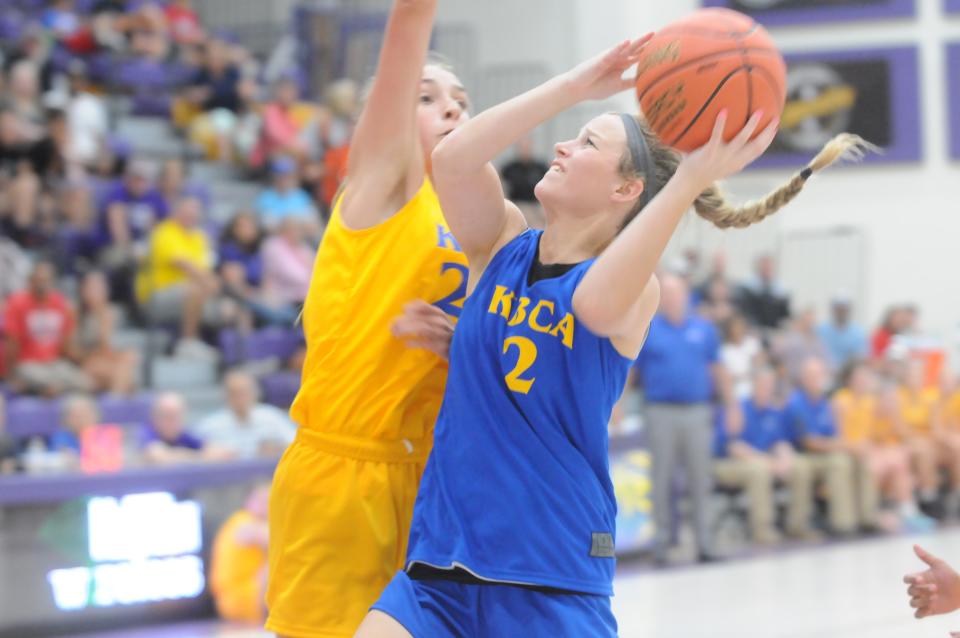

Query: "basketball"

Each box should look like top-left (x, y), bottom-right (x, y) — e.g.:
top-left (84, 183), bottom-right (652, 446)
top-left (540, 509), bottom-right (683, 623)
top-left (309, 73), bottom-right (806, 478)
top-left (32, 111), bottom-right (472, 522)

top-left (634, 8), bottom-right (786, 152)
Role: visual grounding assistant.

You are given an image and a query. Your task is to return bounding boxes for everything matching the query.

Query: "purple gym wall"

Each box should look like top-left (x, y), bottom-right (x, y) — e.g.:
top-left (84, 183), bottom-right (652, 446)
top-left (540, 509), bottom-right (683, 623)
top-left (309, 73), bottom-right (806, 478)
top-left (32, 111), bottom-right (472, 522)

top-left (947, 0), bottom-right (960, 13)
top-left (949, 44), bottom-right (960, 160)
top-left (702, 0), bottom-right (916, 26)
top-left (750, 46), bottom-right (921, 169)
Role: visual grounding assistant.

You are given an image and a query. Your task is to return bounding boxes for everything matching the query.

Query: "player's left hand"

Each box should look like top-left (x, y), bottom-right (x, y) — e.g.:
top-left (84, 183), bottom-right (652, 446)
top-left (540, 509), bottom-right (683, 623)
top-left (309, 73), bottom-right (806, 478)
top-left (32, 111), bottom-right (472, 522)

top-left (392, 300), bottom-right (455, 360)
top-left (565, 34), bottom-right (654, 102)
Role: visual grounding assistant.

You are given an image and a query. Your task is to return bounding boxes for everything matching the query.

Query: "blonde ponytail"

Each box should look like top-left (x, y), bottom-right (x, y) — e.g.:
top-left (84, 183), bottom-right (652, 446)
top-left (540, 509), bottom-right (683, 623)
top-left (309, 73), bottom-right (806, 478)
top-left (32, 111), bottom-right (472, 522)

top-left (693, 134), bottom-right (879, 230)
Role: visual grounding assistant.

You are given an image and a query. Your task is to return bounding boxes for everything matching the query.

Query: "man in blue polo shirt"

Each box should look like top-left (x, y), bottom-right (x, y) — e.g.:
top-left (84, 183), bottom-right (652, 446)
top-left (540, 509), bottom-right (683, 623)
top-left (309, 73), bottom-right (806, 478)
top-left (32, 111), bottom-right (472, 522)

top-left (785, 356), bottom-right (858, 535)
top-left (635, 273), bottom-right (735, 564)
top-left (714, 366), bottom-right (818, 544)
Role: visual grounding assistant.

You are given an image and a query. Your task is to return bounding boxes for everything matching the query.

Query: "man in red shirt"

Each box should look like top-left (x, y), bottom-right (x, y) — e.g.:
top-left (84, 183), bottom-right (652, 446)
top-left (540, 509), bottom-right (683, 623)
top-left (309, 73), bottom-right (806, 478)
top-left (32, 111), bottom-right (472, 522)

top-left (3, 261), bottom-right (92, 396)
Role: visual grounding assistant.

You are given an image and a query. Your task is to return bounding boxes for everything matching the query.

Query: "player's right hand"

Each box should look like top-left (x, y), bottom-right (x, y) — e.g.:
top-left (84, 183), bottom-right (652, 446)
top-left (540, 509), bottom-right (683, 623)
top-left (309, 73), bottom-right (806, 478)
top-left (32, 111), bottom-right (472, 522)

top-left (904, 545), bottom-right (960, 620)
top-left (391, 300), bottom-right (455, 360)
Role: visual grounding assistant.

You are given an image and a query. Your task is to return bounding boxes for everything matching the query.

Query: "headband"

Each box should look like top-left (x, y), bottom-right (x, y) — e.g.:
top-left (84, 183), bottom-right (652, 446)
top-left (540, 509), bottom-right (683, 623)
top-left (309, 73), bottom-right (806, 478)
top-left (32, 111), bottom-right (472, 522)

top-left (619, 113), bottom-right (660, 209)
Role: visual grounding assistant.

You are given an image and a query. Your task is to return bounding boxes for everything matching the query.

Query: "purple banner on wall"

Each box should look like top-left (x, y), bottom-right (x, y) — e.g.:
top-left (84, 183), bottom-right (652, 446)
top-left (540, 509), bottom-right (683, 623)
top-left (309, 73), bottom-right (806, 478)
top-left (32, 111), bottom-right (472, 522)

top-left (751, 46), bottom-right (921, 169)
top-left (703, 0), bottom-right (916, 26)
top-left (947, 0), bottom-right (960, 13)
top-left (949, 44), bottom-right (960, 160)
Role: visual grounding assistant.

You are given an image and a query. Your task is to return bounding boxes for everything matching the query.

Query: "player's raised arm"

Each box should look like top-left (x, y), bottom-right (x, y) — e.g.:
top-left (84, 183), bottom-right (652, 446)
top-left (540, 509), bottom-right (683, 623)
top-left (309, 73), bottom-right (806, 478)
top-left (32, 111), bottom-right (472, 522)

top-left (340, 0), bottom-right (438, 229)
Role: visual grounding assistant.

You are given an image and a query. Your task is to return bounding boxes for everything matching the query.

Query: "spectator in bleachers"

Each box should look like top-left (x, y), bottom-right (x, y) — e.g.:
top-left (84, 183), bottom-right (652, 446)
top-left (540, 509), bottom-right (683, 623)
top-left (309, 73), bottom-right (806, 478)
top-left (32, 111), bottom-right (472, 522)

top-left (185, 39), bottom-right (242, 115)
top-left (302, 78), bottom-right (357, 212)
top-left (0, 233), bottom-right (31, 301)
top-left (259, 217), bottom-right (315, 325)
top-left (51, 393), bottom-right (124, 472)
top-left (164, 0), bottom-right (204, 46)
top-left (210, 482), bottom-right (270, 625)
top-left (40, 108), bottom-right (78, 182)
top-left (634, 273), bottom-right (733, 564)
top-left (871, 306), bottom-right (910, 361)
top-left (50, 393), bottom-right (99, 456)
top-left (4, 261), bottom-right (92, 397)
top-left (785, 356), bottom-right (858, 535)
top-left (774, 308), bottom-right (833, 385)
top-left (100, 157), bottom-right (167, 248)
top-left (187, 70), bottom-right (262, 164)
top-left (77, 270), bottom-right (139, 395)
top-left (897, 358), bottom-right (953, 518)
top-left (142, 391), bottom-right (214, 465)
top-left (158, 157), bottom-right (207, 215)
top-left (89, 0), bottom-right (132, 53)
top-left (218, 210), bottom-right (264, 298)
top-left (127, 3), bottom-right (171, 61)
top-left (0, 394), bottom-right (19, 474)
top-left (4, 60), bottom-right (47, 134)
top-left (5, 27), bottom-right (56, 95)
top-left (943, 374), bottom-right (960, 433)
top-left (250, 75), bottom-right (312, 169)
top-left (736, 253), bottom-right (791, 331)
top-left (833, 361), bottom-right (933, 532)
top-left (136, 195), bottom-right (221, 359)
top-left (193, 370), bottom-right (296, 459)
top-left (62, 61), bottom-right (108, 169)
top-left (255, 156), bottom-right (319, 236)
top-left (64, 60), bottom-right (109, 167)
top-left (697, 274), bottom-right (737, 324)
top-left (819, 294), bottom-right (868, 370)
top-left (0, 110), bottom-right (43, 246)
top-left (226, 75), bottom-right (264, 166)
top-left (42, 0), bottom-right (83, 43)
top-left (714, 366), bottom-right (818, 544)
top-left (720, 314), bottom-right (763, 401)
top-left (55, 180), bottom-right (101, 274)
top-left (695, 252), bottom-right (727, 296)
top-left (99, 158), bottom-right (167, 304)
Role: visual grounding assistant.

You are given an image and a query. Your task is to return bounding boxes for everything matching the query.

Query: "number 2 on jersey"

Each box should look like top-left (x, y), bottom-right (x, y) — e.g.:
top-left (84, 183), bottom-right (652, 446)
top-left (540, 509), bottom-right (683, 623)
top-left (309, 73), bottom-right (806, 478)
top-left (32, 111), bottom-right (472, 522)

top-left (503, 336), bottom-right (537, 394)
top-left (434, 262), bottom-right (468, 318)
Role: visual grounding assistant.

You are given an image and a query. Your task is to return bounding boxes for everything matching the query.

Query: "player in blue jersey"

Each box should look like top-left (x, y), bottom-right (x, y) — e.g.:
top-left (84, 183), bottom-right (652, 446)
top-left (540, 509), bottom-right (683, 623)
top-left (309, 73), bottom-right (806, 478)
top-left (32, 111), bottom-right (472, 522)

top-left (355, 37), bottom-right (871, 637)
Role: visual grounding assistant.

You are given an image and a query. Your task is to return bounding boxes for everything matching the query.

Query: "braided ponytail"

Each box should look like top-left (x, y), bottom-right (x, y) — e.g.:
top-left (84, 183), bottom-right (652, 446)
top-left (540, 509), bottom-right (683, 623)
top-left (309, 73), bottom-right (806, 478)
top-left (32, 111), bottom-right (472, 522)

top-left (693, 134), bottom-right (879, 229)
top-left (617, 115), bottom-right (879, 231)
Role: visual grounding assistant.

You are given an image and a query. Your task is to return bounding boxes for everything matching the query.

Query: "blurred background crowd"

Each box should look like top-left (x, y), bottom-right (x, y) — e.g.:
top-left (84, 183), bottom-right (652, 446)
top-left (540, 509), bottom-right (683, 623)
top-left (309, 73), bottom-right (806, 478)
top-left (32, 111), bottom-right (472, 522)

top-left (1, 0), bottom-right (959, 629)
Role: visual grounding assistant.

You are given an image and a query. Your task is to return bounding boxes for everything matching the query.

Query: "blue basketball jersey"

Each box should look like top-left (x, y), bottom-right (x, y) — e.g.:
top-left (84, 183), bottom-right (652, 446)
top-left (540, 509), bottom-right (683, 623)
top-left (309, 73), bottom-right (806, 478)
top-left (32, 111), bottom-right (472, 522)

top-left (405, 229), bottom-right (633, 596)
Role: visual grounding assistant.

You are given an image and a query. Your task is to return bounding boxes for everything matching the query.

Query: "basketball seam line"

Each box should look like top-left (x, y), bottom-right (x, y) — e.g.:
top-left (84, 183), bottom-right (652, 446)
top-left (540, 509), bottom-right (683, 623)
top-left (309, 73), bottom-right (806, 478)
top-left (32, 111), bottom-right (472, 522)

top-left (637, 48), bottom-right (783, 103)
top-left (668, 66), bottom-right (750, 148)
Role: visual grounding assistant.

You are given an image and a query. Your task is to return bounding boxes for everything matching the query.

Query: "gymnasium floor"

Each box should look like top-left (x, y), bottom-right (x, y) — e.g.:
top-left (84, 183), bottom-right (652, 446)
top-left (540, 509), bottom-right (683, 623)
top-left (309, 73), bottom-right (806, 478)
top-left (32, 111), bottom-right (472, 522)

top-left (77, 528), bottom-right (960, 638)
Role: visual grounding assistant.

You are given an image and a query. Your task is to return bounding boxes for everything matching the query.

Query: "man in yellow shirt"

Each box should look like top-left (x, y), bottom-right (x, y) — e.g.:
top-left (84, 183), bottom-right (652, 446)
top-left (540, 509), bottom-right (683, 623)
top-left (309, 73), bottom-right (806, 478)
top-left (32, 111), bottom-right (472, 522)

top-left (210, 483), bottom-right (270, 624)
top-left (136, 196), bottom-right (221, 356)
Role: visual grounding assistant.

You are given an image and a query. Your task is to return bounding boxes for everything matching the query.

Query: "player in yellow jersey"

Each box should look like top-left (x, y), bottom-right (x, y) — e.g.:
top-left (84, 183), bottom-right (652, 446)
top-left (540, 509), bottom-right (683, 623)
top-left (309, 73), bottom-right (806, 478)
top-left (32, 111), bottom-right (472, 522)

top-left (264, 1), bottom-right (471, 636)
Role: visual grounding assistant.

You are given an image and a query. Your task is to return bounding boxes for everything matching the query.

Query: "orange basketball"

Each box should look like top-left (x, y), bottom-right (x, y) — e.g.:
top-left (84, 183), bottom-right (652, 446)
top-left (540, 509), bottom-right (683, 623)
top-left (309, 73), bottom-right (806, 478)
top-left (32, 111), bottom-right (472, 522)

top-left (634, 8), bottom-right (786, 153)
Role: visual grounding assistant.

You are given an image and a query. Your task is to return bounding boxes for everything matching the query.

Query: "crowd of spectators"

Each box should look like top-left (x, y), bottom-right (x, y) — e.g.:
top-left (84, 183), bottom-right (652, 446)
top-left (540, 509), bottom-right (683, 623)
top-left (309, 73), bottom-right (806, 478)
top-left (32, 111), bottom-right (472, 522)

top-left (0, 1), bottom-right (327, 483)
top-left (619, 250), bottom-right (960, 564)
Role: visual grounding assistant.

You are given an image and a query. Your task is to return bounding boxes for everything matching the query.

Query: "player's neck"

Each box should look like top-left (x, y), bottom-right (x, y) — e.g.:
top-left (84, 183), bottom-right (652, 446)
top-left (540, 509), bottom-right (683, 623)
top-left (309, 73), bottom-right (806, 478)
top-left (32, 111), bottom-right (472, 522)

top-left (539, 210), bottom-right (616, 265)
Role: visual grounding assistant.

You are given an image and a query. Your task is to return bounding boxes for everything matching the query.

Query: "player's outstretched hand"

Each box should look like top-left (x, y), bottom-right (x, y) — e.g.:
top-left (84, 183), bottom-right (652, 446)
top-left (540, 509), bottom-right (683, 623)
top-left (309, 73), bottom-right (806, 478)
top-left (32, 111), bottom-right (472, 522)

top-left (392, 300), bottom-right (455, 360)
top-left (677, 109), bottom-right (779, 190)
top-left (905, 545), bottom-right (960, 620)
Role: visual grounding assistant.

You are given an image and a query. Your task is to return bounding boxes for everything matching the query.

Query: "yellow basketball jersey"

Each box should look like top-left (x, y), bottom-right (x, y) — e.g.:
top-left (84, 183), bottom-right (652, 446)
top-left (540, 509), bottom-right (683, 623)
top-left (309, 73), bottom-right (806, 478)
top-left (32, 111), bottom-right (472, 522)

top-left (898, 386), bottom-right (941, 436)
top-left (833, 389), bottom-right (876, 446)
top-left (946, 391), bottom-right (960, 431)
top-left (291, 179), bottom-right (467, 442)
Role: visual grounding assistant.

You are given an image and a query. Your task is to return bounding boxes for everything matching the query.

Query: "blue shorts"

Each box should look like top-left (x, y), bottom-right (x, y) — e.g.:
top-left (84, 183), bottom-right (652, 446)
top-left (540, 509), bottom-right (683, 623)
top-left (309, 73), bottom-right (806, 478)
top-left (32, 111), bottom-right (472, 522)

top-left (371, 571), bottom-right (618, 637)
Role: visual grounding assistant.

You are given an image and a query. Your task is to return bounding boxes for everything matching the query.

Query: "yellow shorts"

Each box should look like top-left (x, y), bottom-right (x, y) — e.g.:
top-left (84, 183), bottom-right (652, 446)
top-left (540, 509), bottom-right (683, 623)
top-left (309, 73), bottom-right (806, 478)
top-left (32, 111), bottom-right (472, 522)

top-left (265, 428), bottom-right (430, 638)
